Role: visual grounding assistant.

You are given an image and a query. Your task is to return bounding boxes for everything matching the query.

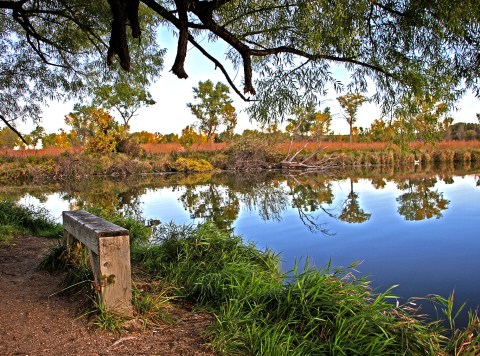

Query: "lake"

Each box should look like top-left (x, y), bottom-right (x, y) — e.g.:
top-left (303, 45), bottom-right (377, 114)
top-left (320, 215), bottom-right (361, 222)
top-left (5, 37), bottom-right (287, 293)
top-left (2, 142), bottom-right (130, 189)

top-left (4, 163), bottom-right (480, 323)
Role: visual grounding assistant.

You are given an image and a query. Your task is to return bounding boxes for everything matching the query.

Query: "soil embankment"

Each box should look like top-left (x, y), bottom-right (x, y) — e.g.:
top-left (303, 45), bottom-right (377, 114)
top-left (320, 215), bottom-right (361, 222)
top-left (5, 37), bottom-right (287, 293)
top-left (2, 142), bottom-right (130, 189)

top-left (0, 236), bottom-right (213, 355)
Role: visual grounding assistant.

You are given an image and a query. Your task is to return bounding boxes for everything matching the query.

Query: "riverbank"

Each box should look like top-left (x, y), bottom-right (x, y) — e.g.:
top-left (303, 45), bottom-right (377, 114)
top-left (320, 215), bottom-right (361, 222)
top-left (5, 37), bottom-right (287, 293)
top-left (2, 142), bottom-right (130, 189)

top-left (0, 235), bottom-right (214, 355)
top-left (1, 201), bottom-right (479, 354)
top-left (1, 140), bottom-right (480, 183)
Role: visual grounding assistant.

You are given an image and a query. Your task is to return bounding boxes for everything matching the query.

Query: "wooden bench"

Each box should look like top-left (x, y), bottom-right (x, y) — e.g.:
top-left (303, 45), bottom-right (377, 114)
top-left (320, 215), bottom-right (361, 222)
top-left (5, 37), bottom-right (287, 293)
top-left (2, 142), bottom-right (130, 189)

top-left (63, 210), bottom-right (133, 316)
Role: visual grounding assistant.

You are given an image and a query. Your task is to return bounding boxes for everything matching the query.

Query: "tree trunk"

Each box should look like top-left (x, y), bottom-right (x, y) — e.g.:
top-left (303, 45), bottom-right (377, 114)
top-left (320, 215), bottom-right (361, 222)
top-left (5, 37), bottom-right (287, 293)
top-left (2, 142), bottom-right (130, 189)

top-left (349, 121), bottom-right (353, 143)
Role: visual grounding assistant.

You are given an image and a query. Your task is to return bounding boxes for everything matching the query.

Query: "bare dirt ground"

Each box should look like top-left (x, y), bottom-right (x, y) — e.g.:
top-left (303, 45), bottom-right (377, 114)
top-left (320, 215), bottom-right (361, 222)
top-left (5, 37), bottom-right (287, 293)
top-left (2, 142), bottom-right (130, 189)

top-left (0, 236), bottom-right (215, 355)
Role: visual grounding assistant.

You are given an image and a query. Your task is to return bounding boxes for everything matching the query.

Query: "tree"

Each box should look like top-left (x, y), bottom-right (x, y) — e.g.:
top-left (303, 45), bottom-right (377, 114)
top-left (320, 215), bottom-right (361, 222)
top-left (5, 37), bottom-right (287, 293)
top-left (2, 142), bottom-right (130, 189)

top-left (1, 0), bottom-right (480, 134)
top-left (366, 119), bottom-right (395, 143)
top-left (179, 125), bottom-right (207, 147)
top-left (287, 102), bottom-right (317, 139)
top-left (0, 127), bottom-right (21, 149)
top-left (89, 7), bottom-right (165, 130)
top-left (65, 105), bottom-right (123, 153)
top-left (41, 131), bottom-right (73, 148)
top-left (25, 125), bottom-right (45, 148)
top-left (337, 93), bottom-right (367, 143)
top-left (310, 108), bottom-right (332, 142)
top-left (0, 1), bottom-right (162, 134)
top-left (131, 131), bottom-right (161, 144)
top-left (394, 96), bottom-right (453, 146)
top-left (188, 80), bottom-right (237, 144)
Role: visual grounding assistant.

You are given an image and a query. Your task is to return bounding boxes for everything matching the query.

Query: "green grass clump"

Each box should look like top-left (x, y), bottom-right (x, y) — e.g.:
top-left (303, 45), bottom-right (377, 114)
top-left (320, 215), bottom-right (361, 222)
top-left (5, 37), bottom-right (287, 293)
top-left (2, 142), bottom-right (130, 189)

top-left (136, 222), bottom-right (281, 307)
top-left (0, 200), bottom-right (62, 245)
top-left (134, 222), bottom-right (479, 355)
top-left (132, 284), bottom-right (175, 325)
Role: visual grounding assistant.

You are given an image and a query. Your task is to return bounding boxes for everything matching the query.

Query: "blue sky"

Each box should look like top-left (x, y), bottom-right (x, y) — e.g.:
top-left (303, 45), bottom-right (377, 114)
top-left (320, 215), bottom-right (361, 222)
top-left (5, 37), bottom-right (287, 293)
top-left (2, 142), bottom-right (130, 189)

top-left (17, 28), bottom-right (480, 136)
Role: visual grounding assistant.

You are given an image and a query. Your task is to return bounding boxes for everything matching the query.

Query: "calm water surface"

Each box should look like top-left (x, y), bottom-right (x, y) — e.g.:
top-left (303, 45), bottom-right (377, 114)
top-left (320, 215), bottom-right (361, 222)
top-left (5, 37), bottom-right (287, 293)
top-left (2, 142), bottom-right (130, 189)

top-left (6, 165), bottom-right (480, 321)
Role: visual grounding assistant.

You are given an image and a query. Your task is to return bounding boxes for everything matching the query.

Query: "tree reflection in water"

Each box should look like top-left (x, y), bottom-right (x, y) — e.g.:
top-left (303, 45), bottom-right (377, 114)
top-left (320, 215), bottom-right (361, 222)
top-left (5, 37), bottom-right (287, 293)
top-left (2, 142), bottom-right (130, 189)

top-left (179, 184), bottom-right (240, 231)
top-left (287, 174), bottom-right (336, 234)
top-left (338, 178), bottom-right (371, 224)
top-left (2, 166), bottom-right (468, 234)
top-left (396, 178), bottom-right (449, 221)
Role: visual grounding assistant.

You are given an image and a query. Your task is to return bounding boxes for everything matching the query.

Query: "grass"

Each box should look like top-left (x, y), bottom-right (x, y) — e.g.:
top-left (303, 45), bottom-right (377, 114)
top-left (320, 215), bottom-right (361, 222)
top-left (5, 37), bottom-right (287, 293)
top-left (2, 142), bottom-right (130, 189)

top-left (134, 222), bottom-right (480, 355)
top-left (34, 206), bottom-right (479, 353)
top-left (0, 200), bottom-right (62, 245)
top-left (2, 141), bottom-right (480, 184)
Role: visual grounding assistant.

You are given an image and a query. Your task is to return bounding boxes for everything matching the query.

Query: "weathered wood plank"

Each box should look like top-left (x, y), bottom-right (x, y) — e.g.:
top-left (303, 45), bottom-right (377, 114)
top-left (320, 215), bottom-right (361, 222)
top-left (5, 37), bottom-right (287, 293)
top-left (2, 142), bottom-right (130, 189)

top-left (62, 210), bottom-right (133, 316)
top-left (98, 235), bottom-right (132, 316)
top-left (62, 210), bottom-right (128, 253)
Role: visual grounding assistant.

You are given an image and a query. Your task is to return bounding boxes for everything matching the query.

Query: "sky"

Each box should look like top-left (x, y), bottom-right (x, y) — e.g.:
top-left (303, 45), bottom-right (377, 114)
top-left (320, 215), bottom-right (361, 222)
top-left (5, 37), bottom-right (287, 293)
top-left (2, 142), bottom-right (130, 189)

top-left (16, 28), bottom-right (480, 136)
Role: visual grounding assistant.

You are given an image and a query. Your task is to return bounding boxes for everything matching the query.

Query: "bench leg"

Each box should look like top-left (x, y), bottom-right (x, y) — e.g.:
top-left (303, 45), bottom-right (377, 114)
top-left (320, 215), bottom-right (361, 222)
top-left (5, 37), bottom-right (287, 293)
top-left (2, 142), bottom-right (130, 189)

top-left (97, 235), bottom-right (133, 317)
top-left (63, 229), bottom-right (74, 247)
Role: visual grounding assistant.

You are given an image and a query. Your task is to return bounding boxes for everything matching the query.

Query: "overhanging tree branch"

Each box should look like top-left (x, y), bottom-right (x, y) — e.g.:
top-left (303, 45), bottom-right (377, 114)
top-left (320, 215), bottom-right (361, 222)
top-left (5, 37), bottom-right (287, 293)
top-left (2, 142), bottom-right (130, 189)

top-left (0, 114), bottom-right (28, 145)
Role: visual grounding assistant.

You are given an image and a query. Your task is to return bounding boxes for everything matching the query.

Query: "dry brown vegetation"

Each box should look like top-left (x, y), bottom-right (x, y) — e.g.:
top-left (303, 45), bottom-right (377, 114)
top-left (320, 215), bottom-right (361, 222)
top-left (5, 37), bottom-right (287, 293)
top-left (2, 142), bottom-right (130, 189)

top-left (0, 147), bottom-right (82, 157)
top-left (1, 141), bottom-right (479, 158)
top-left (142, 142), bottom-right (227, 154)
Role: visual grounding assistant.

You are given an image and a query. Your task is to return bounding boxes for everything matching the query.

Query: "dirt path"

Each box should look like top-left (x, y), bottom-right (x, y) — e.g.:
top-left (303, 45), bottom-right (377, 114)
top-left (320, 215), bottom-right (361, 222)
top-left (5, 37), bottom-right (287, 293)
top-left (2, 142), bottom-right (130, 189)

top-left (0, 236), bottom-right (214, 355)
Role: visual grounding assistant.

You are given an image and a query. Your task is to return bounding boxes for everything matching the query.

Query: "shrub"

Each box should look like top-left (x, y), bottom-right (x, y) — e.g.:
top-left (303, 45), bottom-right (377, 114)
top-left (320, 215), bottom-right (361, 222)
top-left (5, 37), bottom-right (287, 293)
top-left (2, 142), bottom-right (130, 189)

top-left (225, 137), bottom-right (279, 170)
top-left (171, 157), bottom-right (213, 172)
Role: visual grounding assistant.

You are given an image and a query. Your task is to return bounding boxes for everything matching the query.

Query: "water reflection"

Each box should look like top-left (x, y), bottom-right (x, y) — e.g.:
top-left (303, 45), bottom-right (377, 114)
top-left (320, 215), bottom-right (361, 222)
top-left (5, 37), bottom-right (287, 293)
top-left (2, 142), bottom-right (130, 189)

top-left (287, 174), bottom-right (335, 233)
top-left (396, 178), bottom-right (449, 221)
top-left (339, 178), bottom-right (371, 224)
top-left (3, 164), bottom-right (479, 326)
top-left (1, 164), bottom-right (479, 235)
top-left (180, 184), bottom-right (239, 231)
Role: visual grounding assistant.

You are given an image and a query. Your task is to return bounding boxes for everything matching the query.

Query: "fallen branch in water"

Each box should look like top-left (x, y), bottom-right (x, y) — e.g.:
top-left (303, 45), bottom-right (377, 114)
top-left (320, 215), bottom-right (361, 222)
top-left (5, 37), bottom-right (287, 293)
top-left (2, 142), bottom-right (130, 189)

top-left (282, 142), bottom-right (341, 170)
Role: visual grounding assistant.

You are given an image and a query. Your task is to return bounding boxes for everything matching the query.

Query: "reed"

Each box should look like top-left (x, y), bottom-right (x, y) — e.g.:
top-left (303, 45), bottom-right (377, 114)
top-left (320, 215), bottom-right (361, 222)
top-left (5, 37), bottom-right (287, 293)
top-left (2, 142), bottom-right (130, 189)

top-left (135, 222), bottom-right (479, 355)
top-left (0, 200), bottom-right (61, 244)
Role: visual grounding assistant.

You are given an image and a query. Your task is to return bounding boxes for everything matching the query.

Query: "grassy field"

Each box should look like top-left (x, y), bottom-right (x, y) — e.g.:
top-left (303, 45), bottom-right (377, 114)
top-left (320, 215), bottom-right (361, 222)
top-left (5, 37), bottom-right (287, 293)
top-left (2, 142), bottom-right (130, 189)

top-left (1, 140), bottom-right (480, 184)
top-left (2, 140), bottom-right (480, 157)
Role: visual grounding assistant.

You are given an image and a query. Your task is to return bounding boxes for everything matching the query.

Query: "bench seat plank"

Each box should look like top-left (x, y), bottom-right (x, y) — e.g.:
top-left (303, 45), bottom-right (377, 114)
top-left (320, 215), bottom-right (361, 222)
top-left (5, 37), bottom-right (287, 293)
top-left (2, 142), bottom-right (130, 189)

top-left (63, 210), bottom-right (129, 253)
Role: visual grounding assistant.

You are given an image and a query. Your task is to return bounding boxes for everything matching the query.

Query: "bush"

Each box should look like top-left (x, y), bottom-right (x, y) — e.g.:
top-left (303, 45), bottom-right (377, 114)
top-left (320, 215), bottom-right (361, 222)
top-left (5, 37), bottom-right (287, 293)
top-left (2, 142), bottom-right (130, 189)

top-left (225, 137), bottom-right (279, 170)
top-left (171, 157), bottom-right (213, 172)
top-left (116, 137), bottom-right (144, 157)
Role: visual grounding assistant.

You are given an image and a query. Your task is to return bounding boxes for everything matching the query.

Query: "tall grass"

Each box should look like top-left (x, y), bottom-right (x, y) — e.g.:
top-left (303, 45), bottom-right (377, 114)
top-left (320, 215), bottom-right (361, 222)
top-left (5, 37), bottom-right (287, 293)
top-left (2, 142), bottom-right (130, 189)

top-left (134, 222), bottom-right (479, 355)
top-left (33, 209), bottom-right (479, 351)
top-left (0, 200), bottom-right (62, 245)
top-left (135, 222), bottom-right (282, 306)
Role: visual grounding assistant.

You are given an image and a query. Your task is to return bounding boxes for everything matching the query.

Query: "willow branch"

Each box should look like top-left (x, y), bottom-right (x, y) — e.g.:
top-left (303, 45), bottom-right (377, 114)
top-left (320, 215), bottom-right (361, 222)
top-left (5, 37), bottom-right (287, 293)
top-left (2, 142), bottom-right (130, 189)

top-left (0, 114), bottom-right (28, 145)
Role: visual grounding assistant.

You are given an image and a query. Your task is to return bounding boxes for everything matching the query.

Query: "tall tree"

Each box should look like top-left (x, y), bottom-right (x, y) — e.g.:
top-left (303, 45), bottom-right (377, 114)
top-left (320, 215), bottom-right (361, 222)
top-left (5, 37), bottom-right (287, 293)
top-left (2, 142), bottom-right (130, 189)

top-left (89, 6), bottom-right (165, 130)
top-left (0, 127), bottom-right (21, 149)
top-left (25, 125), bottom-right (45, 148)
top-left (1, 0), bottom-right (480, 133)
top-left (310, 108), bottom-right (332, 142)
top-left (337, 93), bottom-right (367, 143)
top-left (287, 101), bottom-right (317, 139)
top-left (188, 80), bottom-right (237, 144)
top-left (394, 96), bottom-right (453, 146)
top-left (65, 105), bottom-right (123, 153)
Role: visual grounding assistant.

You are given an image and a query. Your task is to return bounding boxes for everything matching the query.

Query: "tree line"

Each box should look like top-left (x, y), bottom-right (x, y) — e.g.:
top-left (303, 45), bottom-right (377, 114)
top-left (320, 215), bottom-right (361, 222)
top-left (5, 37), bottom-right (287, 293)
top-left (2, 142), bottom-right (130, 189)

top-left (1, 0), bottom-right (479, 147)
top-left (0, 87), bottom-right (478, 151)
